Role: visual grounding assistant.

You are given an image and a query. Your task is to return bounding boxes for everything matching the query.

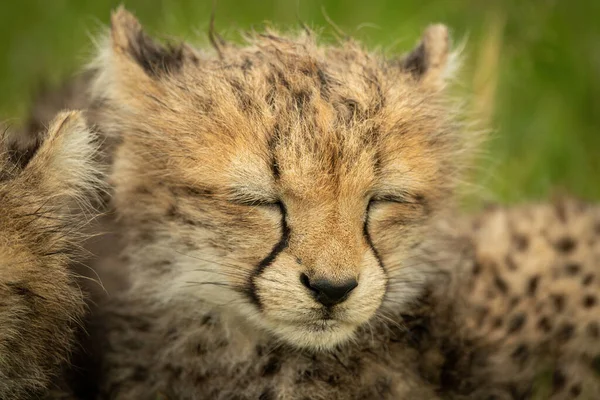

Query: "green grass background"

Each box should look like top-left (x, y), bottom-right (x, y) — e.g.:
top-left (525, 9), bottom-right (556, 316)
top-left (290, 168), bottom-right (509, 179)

top-left (1, 0), bottom-right (598, 205)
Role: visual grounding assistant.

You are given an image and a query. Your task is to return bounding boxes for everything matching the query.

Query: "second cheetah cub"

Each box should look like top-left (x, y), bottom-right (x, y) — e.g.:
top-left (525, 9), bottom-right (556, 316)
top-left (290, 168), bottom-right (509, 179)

top-left (0, 112), bottom-right (99, 399)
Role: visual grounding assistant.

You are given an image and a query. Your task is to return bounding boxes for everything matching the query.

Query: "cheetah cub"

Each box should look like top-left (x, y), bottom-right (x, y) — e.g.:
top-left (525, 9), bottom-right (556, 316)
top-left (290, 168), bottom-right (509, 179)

top-left (71, 7), bottom-right (598, 400)
top-left (0, 112), bottom-right (99, 399)
top-left (88, 7), bottom-right (463, 399)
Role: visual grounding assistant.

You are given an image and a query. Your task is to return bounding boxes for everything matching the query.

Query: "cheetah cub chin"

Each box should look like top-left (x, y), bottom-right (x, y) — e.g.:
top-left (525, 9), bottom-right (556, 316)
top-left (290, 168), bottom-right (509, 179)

top-left (91, 7), bottom-right (465, 351)
top-left (0, 112), bottom-right (99, 399)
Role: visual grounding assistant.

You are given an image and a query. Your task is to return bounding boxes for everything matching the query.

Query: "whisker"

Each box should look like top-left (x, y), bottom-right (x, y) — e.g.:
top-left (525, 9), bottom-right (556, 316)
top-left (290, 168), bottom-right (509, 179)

top-left (188, 267), bottom-right (248, 279)
top-left (184, 281), bottom-right (237, 288)
top-left (174, 250), bottom-right (246, 270)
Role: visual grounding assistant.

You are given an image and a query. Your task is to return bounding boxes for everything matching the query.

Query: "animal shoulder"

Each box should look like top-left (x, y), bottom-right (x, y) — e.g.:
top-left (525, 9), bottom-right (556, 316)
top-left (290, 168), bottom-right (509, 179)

top-left (433, 198), bottom-right (600, 398)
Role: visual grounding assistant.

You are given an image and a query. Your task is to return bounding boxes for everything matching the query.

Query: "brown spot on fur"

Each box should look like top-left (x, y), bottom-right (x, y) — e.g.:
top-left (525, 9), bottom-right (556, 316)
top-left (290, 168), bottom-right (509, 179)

top-left (551, 294), bottom-right (565, 313)
top-left (261, 358), bottom-right (281, 377)
top-left (557, 323), bottom-right (575, 343)
top-left (583, 274), bottom-right (594, 286)
top-left (166, 204), bottom-right (178, 218)
top-left (164, 363), bottom-right (183, 379)
top-left (230, 78), bottom-right (257, 113)
top-left (555, 237), bottom-right (576, 253)
top-left (195, 343), bottom-right (207, 355)
top-left (258, 389), bottom-right (275, 400)
top-left (527, 275), bottom-right (540, 296)
top-left (255, 345), bottom-right (265, 357)
top-left (509, 296), bottom-right (520, 310)
top-left (593, 356), bottom-right (600, 372)
top-left (507, 313), bottom-right (526, 334)
top-left (513, 235), bottom-right (529, 252)
top-left (7, 283), bottom-right (44, 301)
top-left (552, 369), bottom-right (567, 393)
top-left (565, 263), bottom-right (581, 276)
top-left (293, 90), bottom-right (312, 114)
top-left (538, 316), bottom-right (552, 333)
top-left (494, 275), bottom-right (509, 294)
top-left (583, 295), bottom-right (597, 308)
top-left (131, 366), bottom-right (149, 382)
top-left (569, 384), bottom-right (582, 397)
top-left (511, 344), bottom-right (529, 365)
top-left (316, 68), bottom-right (332, 100)
top-left (491, 316), bottom-right (503, 329)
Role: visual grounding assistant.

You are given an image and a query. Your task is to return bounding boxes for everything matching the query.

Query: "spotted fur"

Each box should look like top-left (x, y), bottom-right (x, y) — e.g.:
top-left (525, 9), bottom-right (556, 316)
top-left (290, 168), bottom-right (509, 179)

top-left (431, 198), bottom-right (600, 399)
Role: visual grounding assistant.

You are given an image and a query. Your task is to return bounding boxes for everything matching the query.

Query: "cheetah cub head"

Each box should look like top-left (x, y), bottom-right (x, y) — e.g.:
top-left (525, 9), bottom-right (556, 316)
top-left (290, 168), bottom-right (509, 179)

top-left (94, 8), bottom-right (465, 350)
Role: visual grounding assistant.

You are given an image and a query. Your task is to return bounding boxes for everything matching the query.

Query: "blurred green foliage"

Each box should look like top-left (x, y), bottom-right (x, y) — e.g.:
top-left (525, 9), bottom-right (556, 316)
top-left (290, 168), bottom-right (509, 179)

top-left (1, 0), bottom-right (598, 204)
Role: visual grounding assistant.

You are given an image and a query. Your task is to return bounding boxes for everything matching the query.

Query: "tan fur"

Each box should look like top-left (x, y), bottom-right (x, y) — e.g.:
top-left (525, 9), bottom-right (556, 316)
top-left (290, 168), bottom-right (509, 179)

top-left (0, 112), bottom-right (99, 399)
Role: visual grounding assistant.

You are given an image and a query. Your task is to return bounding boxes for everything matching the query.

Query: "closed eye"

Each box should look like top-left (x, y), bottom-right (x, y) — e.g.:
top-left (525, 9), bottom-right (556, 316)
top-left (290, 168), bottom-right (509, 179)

top-left (225, 184), bottom-right (281, 208)
top-left (228, 194), bottom-right (281, 208)
top-left (369, 194), bottom-right (418, 205)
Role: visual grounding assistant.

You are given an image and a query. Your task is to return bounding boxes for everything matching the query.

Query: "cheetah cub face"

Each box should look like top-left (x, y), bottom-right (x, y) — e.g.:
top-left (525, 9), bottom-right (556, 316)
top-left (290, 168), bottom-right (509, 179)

top-left (94, 8), bottom-right (464, 349)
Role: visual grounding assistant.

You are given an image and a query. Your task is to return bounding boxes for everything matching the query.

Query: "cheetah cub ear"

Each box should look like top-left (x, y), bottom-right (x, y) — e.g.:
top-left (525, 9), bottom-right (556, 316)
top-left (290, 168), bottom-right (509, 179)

top-left (91, 6), bottom-right (198, 110)
top-left (1, 111), bottom-right (100, 206)
top-left (109, 6), bottom-right (196, 76)
top-left (401, 24), bottom-right (456, 90)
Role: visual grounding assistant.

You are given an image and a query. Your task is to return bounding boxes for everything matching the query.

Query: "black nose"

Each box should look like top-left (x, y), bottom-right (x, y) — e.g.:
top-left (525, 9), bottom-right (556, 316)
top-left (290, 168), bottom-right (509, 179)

top-left (300, 273), bottom-right (358, 307)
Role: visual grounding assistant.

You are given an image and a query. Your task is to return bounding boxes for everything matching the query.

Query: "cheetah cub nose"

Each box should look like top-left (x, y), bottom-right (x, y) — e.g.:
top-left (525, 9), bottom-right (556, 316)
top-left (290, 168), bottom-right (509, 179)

top-left (300, 273), bottom-right (358, 307)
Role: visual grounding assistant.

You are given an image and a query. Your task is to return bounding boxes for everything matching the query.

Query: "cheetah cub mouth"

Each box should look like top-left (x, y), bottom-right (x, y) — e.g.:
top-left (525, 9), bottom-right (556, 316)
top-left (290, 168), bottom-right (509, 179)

top-left (95, 8), bottom-right (461, 350)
